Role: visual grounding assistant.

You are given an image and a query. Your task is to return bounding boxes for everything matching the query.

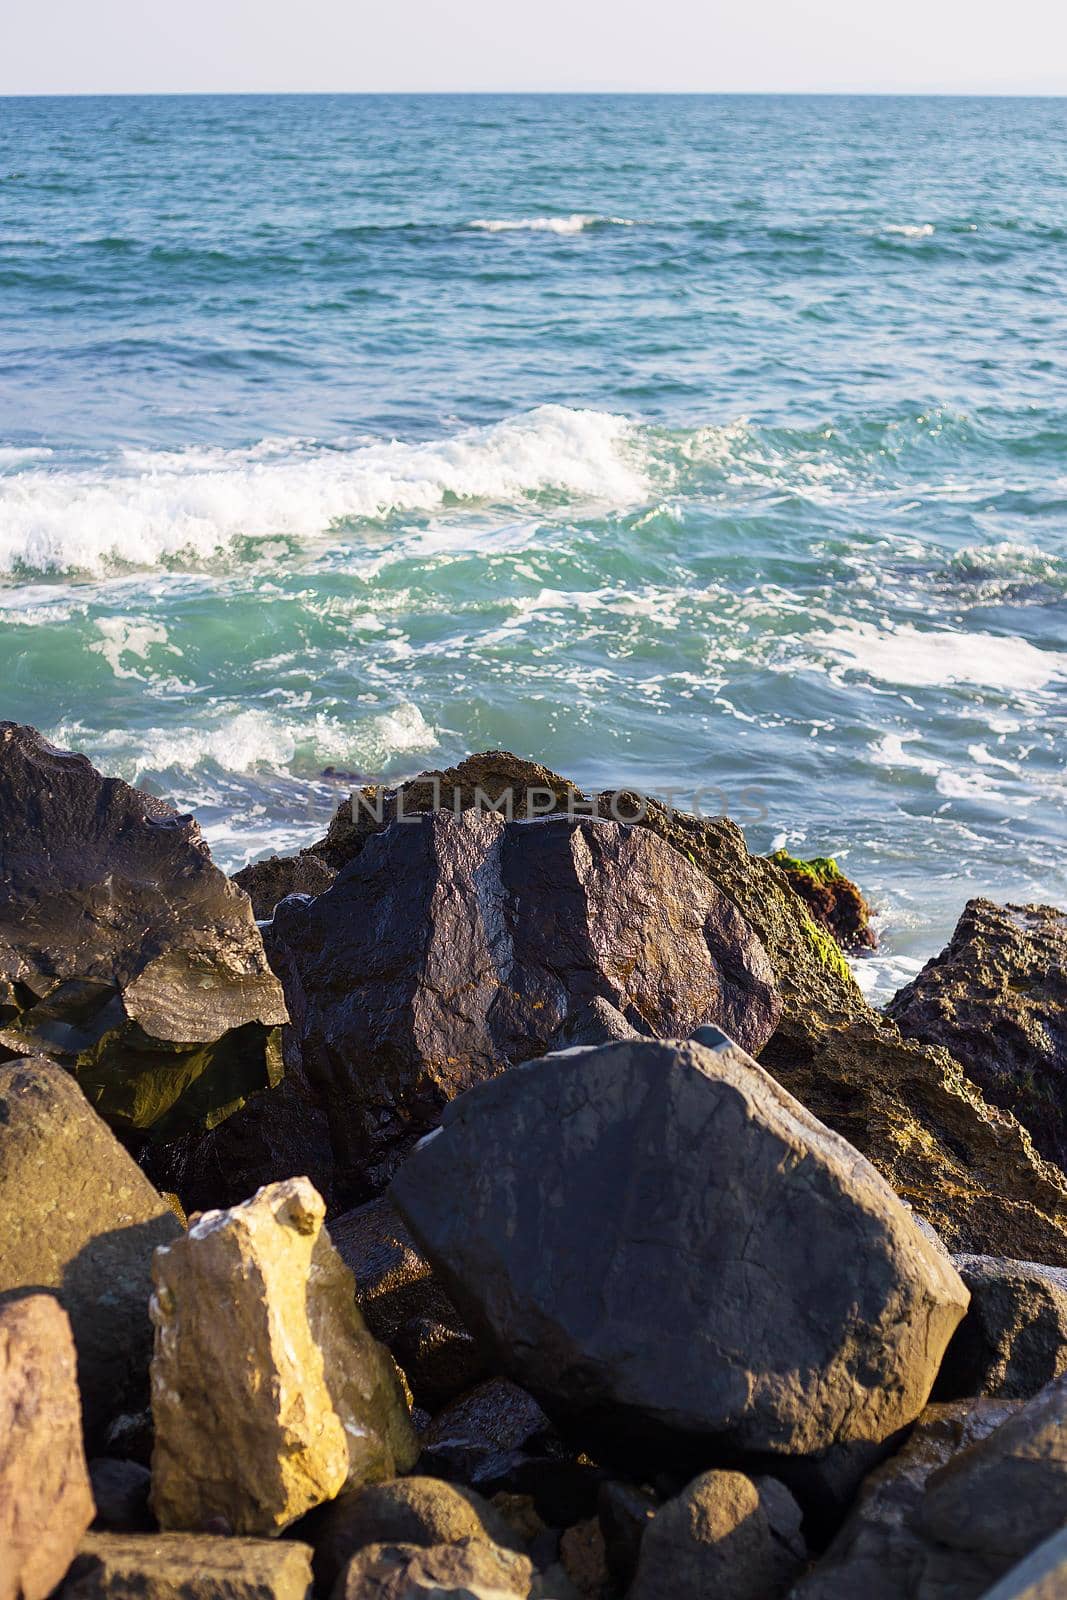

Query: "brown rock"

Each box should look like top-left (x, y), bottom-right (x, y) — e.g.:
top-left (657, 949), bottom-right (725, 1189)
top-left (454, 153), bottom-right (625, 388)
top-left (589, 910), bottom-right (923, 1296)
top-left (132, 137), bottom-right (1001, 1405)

top-left (329, 1196), bottom-right (485, 1407)
top-left (935, 1255), bottom-right (1067, 1401)
top-left (628, 1469), bottom-right (805, 1600)
top-left (0, 1294), bottom-right (94, 1600)
top-left (332, 1538), bottom-right (534, 1600)
top-left (59, 1532), bottom-right (313, 1599)
top-left (301, 1476), bottom-right (522, 1593)
top-left (232, 852), bottom-right (336, 920)
top-left (559, 1518), bottom-right (609, 1598)
top-left (888, 899), bottom-right (1067, 1169)
top-left (0, 1058), bottom-right (181, 1441)
top-left (766, 850), bottom-right (877, 951)
top-left (0, 722), bottom-right (287, 1140)
top-left (149, 1178), bottom-right (417, 1535)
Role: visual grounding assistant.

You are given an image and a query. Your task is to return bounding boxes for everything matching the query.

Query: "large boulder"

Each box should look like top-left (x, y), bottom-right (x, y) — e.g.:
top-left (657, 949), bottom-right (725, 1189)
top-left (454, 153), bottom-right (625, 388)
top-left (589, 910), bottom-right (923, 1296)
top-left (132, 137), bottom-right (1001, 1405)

top-left (887, 899), bottom-right (1067, 1170)
top-left (60, 1533), bottom-right (313, 1599)
top-left (149, 1178), bottom-right (418, 1536)
top-left (0, 723), bottom-right (287, 1138)
top-left (391, 1032), bottom-right (969, 1488)
top-left (0, 1058), bottom-right (181, 1440)
top-left (271, 808), bottom-right (780, 1203)
top-left (0, 1295), bottom-right (95, 1600)
top-left (628, 1469), bottom-right (805, 1600)
top-left (935, 1255), bottom-right (1067, 1401)
top-left (306, 753), bottom-right (1067, 1262)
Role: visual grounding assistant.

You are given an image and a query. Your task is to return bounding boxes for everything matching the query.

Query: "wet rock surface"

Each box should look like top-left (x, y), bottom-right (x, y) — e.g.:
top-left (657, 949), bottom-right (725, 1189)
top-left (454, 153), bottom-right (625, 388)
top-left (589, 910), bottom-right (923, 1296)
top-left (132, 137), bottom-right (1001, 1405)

top-left (0, 1294), bottom-right (94, 1600)
top-left (273, 806), bottom-right (781, 1203)
top-left (0, 723), bottom-right (287, 1138)
top-left (391, 1034), bottom-right (968, 1485)
top-left (935, 1254), bottom-right (1067, 1401)
top-left (0, 1058), bottom-right (181, 1440)
top-left (888, 898), bottom-right (1067, 1170)
top-left (766, 850), bottom-right (877, 952)
top-left (149, 1178), bottom-right (417, 1535)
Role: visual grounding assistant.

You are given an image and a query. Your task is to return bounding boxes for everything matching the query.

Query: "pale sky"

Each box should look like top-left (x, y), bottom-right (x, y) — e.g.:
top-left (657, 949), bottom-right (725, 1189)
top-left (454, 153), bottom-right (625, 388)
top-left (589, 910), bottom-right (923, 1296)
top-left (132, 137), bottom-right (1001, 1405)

top-left (4, 0), bottom-right (1066, 96)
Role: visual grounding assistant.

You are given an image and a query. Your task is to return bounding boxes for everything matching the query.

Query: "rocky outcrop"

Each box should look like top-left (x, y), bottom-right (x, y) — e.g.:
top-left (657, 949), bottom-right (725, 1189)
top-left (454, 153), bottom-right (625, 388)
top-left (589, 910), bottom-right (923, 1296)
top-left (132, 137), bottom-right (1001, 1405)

top-left (888, 898), bottom-right (1067, 1169)
top-left (936, 1255), bottom-right (1067, 1400)
top-left (303, 1477), bottom-right (522, 1594)
top-left (303, 752), bottom-right (1067, 1261)
top-left (0, 723), bottom-right (287, 1139)
top-left (329, 1197), bottom-right (485, 1406)
top-left (272, 807), bottom-right (780, 1203)
top-left (332, 1538), bottom-right (535, 1600)
top-left (391, 1033), bottom-right (969, 1493)
top-left (0, 1295), bottom-right (95, 1600)
top-left (232, 852), bottom-right (336, 920)
top-left (0, 1058), bottom-right (181, 1440)
top-left (59, 1533), bottom-right (314, 1600)
top-left (628, 1470), bottom-right (805, 1600)
top-left (149, 1178), bottom-right (417, 1535)
top-left (766, 851), bottom-right (877, 951)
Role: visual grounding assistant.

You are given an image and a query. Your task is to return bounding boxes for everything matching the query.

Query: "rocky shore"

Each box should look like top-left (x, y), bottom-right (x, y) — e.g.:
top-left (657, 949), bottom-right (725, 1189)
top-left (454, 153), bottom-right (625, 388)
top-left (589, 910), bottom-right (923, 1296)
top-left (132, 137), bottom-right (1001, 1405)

top-left (1, 724), bottom-right (1065, 1600)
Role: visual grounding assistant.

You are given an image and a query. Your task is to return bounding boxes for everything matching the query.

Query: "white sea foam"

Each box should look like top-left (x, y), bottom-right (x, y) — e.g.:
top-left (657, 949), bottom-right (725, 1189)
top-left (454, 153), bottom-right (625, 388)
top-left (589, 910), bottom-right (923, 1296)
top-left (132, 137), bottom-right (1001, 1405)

top-left (0, 406), bottom-right (647, 576)
top-left (815, 621), bottom-right (1067, 691)
top-left (468, 214), bottom-right (635, 234)
top-left (883, 223), bottom-right (935, 238)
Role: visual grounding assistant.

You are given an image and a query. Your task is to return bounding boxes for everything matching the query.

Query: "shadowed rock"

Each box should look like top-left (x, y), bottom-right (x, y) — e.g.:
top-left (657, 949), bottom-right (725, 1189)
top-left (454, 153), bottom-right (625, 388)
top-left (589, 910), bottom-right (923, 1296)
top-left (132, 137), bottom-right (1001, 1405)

top-left (0, 723), bottom-right (287, 1138)
top-left (232, 852), bottom-right (336, 920)
top-left (391, 1033), bottom-right (969, 1493)
top-left (935, 1255), bottom-right (1067, 1401)
top-left (0, 1058), bottom-right (181, 1441)
top-left (59, 1533), bottom-right (314, 1599)
top-left (0, 1295), bottom-right (94, 1600)
top-left (888, 898), bottom-right (1067, 1170)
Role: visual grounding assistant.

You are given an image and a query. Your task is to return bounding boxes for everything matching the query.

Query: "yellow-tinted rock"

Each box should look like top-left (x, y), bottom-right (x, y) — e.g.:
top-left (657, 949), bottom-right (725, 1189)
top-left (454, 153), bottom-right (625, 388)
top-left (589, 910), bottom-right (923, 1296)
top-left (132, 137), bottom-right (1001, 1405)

top-left (149, 1178), bottom-right (417, 1536)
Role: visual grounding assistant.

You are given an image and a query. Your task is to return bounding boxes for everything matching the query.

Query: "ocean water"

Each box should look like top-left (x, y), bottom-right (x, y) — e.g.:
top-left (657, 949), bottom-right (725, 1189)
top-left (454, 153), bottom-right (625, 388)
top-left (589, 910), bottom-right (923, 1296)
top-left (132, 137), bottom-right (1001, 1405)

top-left (1, 93), bottom-right (1065, 999)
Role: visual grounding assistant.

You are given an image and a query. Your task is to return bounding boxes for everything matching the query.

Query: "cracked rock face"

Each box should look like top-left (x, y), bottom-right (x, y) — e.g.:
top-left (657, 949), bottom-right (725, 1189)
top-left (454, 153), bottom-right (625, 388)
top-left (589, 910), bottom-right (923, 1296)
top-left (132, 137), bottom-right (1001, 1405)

top-left (272, 808), bottom-right (781, 1204)
top-left (391, 1034), bottom-right (969, 1479)
top-left (887, 899), bottom-right (1067, 1171)
top-left (149, 1177), bottom-right (418, 1536)
top-left (0, 723), bottom-right (288, 1139)
top-left (0, 1294), bottom-right (94, 1600)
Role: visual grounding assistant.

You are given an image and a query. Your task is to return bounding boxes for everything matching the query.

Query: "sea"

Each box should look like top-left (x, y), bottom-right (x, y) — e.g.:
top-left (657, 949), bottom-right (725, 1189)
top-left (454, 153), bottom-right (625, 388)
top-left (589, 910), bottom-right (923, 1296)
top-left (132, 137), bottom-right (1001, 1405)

top-left (1, 93), bottom-right (1065, 1000)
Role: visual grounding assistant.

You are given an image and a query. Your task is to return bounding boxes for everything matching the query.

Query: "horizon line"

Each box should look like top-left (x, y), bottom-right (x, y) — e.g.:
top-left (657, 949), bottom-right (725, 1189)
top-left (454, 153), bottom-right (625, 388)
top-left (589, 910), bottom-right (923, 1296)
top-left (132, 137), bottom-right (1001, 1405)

top-left (2, 88), bottom-right (1067, 99)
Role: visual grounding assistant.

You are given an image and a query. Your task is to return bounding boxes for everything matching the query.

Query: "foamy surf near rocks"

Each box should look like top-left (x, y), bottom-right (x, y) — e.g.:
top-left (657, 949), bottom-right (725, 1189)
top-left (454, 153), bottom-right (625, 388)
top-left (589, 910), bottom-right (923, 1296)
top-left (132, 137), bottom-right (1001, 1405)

top-left (391, 1032), bottom-right (969, 1493)
top-left (0, 722), bottom-right (287, 1139)
top-left (149, 1177), bottom-right (418, 1536)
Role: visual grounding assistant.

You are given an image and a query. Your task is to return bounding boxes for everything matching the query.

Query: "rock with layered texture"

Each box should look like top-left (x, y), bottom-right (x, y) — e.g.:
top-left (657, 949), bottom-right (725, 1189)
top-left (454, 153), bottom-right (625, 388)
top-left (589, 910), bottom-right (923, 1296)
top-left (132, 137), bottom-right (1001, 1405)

top-left (60, 1533), bottom-right (313, 1600)
top-left (0, 1294), bottom-right (95, 1600)
top-left (273, 807), bottom-right (780, 1203)
top-left (0, 1058), bottom-right (181, 1440)
top-left (629, 1469), bottom-right (805, 1600)
top-left (888, 898), bottom-right (1067, 1169)
top-left (307, 752), bottom-right (1067, 1262)
top-left (149, 1178), bottom-right (417, 1536)
top-left (391, 1032), bottom-right (969, 1487)
top-left (935, 1255), bottom-right (1067, 1401)
top-left (0, 722), bottom-right (287, 1139)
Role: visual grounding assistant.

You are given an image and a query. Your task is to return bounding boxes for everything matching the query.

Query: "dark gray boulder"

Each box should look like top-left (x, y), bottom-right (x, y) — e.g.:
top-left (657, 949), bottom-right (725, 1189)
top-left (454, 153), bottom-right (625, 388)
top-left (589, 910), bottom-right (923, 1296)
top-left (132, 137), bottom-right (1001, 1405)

top-left (935, 1255), bottom-right (1067, 1401)
top-left (887, 899), bottom-right (1067, 1170)
top-left (390, 1033), bottom-right (968, 1490)
top-left (273, 808), bottom-right (781, 1203)
top-left (0, 723), bottom-right (287, 1138)
top-left (0, 1058), bottom-right (181, 1442)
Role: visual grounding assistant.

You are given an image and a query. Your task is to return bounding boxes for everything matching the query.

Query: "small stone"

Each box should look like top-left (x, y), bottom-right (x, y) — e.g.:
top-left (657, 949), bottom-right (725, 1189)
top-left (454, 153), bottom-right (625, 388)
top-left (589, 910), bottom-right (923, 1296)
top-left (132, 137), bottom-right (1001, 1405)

top-left (88, 1460), bottom-right (153, 1532)
top-left (0, 1294), bottom-right (94, 1600)
top-left (59, 1532), bottom-right (313, 1599)
top-left (559, 1518), bottom-right (609, 1598)
top-left (333, 1539), bottom-right (534, 1600)
top-left (302, 1476), bottom-right (522, 1594)
top-left (628, 1469), bottom-right (805, 1600)
top-left (936, 1255), bottom-right (1067, 1400)
top-left (149, 1177), bottom-right (417, 1535)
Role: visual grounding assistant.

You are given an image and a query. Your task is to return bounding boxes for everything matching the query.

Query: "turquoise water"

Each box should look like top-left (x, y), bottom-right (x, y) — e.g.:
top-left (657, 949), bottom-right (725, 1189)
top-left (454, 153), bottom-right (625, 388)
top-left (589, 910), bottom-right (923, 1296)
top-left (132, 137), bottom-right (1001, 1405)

top-left (1, 94), bottom-right (1065, 997)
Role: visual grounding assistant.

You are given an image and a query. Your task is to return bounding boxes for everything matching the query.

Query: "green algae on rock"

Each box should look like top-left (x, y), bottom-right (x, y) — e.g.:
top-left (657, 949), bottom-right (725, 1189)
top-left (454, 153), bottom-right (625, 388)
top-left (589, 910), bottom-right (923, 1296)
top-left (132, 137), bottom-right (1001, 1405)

top-left (766, 849), bottom-right (878, 952)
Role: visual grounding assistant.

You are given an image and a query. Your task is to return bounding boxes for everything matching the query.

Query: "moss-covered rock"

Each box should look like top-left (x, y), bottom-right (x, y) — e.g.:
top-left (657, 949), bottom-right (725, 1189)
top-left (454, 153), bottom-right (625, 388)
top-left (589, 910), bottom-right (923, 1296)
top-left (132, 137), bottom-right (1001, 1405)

top-left (766, 849), bottom-right (877, 951)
